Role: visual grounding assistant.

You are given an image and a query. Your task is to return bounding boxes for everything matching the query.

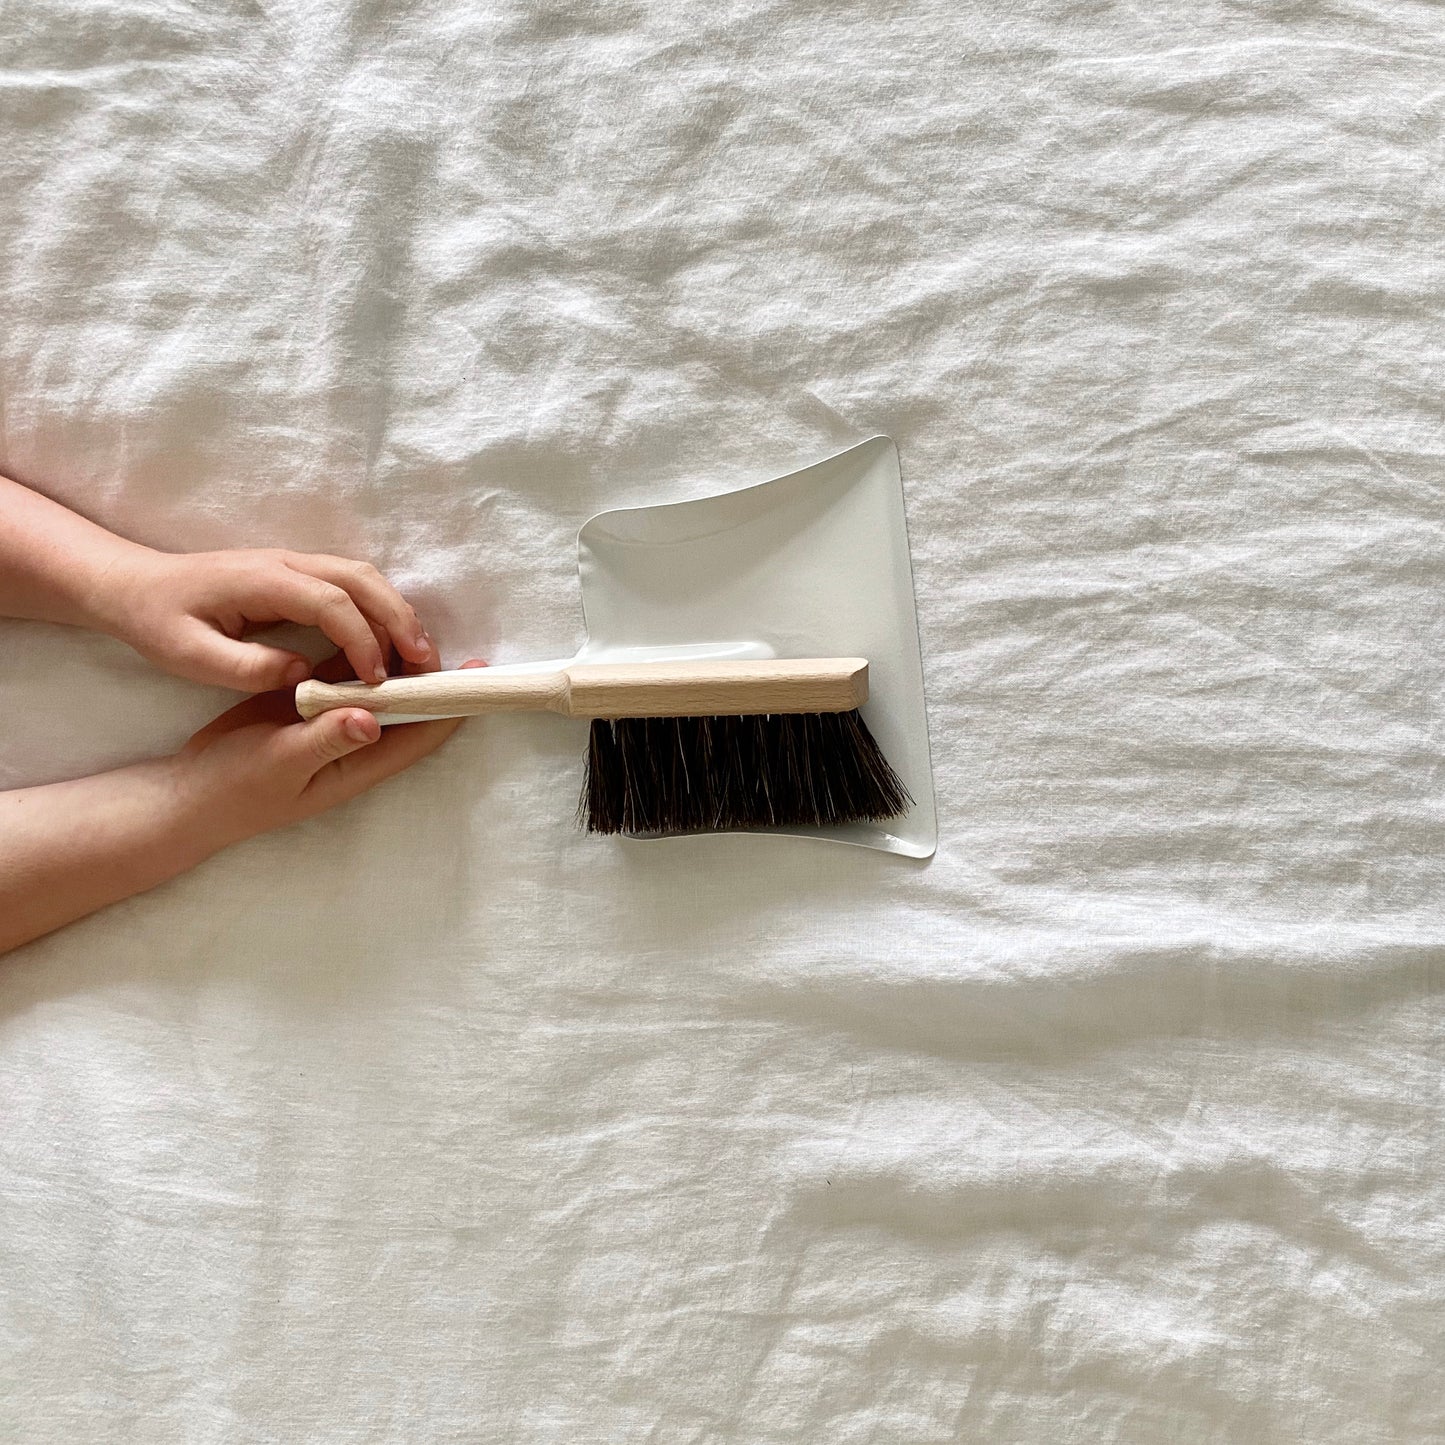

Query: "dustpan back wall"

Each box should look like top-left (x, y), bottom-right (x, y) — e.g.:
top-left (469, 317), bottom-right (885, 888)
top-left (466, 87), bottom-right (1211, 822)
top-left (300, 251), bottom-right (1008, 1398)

top-left (1, 1), bottom-right (1441, 1441)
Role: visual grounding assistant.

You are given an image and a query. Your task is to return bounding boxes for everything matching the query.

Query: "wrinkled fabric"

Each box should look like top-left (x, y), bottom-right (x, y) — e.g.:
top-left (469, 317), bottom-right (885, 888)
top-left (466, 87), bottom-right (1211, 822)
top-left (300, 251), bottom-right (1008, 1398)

top-left (2, 1), bottom-right (1443, 1441)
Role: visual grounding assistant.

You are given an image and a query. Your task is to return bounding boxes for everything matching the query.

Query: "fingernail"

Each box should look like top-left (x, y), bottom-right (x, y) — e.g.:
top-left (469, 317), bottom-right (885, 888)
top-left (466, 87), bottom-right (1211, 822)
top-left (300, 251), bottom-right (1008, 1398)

top-left (412, 631), bottom-right (432, 657)
top-left (372, 663), bottom-right (388, 683)
top-left (345, 714), bottom-right (374, 743)
top-left (284, 660), bottom-right (311, 687)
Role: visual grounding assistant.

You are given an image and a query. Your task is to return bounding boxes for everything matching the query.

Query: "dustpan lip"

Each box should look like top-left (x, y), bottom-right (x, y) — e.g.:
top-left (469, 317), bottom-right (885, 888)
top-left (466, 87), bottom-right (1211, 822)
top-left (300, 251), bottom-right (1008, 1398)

top-left (573, 435), bottom-right (900, 655)
top-left (573, 433), bottom-right (896, 560)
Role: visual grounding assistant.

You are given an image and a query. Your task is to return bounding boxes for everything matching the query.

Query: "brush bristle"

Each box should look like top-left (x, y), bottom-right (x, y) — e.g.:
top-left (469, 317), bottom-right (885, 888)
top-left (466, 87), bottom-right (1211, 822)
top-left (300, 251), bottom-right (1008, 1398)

top-left (580, 709), bottom-right (913, 836)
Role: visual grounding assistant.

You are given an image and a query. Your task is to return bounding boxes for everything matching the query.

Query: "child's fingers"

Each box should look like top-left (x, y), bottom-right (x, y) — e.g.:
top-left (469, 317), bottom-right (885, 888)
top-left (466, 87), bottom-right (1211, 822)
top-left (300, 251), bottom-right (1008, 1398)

top-left (236, 618), bottom-right (390, 679)
top-left (301, 658), bottom-right (487, 807)
top-left (398, 648), bottom-right (488, 678)
top-left (247, 571), bottom-right (389, 684)
top-left (303, 715), bottom-right (459, 807)
top-left (282, 554), bottom-right (433, 666)
top-left (177, 626), bottom-right (313, 693)
top-left (272, 708), bottom-right (381, 780)
top-left (309, 648), bottom-right (485, 684)
top-left (308, 650), bottom-right (359, 684)
top-left (181, 690), bottom-right (298, 753)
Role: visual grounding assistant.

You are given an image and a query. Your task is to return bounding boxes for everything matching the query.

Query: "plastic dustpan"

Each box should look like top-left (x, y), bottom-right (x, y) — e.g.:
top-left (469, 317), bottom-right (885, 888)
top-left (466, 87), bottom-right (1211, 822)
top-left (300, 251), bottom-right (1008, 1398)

top-left (384, 436), bottom-right (937, 857)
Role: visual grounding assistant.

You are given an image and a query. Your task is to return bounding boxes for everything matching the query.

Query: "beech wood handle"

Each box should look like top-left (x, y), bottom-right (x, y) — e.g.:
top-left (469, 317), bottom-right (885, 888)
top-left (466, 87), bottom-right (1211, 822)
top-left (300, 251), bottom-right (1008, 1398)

top-left (295, 658), bottom-right (869, 722)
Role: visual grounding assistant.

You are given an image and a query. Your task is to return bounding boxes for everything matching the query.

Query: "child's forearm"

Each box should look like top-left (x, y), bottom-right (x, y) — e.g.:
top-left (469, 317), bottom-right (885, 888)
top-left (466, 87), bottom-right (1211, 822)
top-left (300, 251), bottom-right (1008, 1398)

top-left (0, 760), bottom-right (212, 955)
top-left (0, 472), bottom-right (148, 632)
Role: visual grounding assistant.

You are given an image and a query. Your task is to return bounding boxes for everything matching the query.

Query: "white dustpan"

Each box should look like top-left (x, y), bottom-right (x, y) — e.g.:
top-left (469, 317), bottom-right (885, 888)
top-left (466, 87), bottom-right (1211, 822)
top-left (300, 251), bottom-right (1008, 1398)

top-left (380, 436), bottom-right (937, 858)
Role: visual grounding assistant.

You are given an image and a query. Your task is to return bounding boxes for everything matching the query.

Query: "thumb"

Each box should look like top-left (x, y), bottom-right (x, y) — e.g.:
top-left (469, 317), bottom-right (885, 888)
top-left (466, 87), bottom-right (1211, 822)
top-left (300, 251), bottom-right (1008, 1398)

top-left (273, 708), bottom-right (382, 779)
top-left (181, 628), bottom-right (312, 692)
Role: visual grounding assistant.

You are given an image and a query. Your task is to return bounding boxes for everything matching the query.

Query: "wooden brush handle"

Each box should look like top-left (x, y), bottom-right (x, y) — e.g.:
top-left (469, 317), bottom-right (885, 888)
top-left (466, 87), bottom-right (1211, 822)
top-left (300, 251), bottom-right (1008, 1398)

top-left (295, 658), bottom-right (869, 722)
top-left (296, 670), bottom-right (570, 720)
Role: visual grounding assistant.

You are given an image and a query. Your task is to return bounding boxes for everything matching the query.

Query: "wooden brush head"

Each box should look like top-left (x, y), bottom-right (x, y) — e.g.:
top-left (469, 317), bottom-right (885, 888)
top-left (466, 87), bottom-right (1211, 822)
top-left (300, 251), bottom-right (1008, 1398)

top-left (564, 658), bottom-right (868, 719)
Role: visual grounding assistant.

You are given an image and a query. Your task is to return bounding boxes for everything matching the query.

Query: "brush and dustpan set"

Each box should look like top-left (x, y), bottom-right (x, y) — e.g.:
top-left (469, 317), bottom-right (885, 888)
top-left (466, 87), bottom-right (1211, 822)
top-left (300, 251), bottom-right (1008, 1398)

top-left (297, 436), bottom-right (937, 859)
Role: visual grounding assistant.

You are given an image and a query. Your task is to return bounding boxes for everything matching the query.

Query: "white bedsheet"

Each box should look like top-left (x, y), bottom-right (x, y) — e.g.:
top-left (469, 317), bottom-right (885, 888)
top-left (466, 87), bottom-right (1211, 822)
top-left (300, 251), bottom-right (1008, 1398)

top-left (2, 2), bottom-right (1442, 1440)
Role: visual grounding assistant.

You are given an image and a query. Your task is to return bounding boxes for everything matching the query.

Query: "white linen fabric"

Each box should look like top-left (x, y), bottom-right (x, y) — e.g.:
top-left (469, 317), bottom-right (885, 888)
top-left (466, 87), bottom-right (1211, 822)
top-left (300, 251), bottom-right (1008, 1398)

top-left (2, 2), bottom-right (1442, 1440)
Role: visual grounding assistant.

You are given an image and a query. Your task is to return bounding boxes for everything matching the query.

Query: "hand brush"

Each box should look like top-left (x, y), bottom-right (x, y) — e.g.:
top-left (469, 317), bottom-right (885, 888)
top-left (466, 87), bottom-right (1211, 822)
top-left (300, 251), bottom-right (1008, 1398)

top-left (295, 658), bottom-right (913, 835)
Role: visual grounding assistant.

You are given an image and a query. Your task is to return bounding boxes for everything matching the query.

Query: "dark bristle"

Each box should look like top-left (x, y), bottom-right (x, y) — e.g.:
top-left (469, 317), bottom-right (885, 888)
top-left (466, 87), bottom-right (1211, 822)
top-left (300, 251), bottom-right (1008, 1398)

top-left (580, 710), bottom-right (913, 836)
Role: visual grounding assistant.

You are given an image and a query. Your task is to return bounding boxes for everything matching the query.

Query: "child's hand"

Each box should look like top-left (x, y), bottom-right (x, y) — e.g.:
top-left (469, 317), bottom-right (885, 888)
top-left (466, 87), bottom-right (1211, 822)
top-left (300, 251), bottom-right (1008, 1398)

top-left (104, 548), bottom-right (437, 692)
top-left (168, 652), bottom-right (486, 851)
top-left (0, 476), bottom-right (434, 689)
top-left (0, 651), bottom-right (486, 954)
